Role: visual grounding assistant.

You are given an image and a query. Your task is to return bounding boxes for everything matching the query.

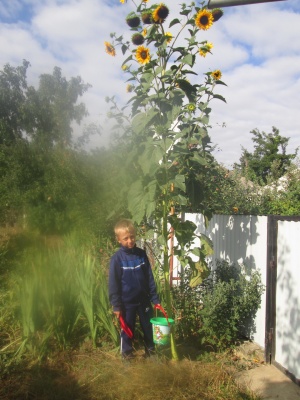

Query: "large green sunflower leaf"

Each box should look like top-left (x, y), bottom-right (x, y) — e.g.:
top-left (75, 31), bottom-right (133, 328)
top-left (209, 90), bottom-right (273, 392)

top-left (127, 180), bottom-right (146, 224)
top-left (132, 109), bottom-right (159, 134)
top-left (181, 54), bottom-right (194, 67)
top-left (145, 180), bottom-right (157, 218)
top-left (200, 234), bottom-right (214, 256)
top-left (189, 261), bottom-right (210, 287)
top-left (138, 143), bottom-right (163, 175)
top-left (192, 153), bottom-right (207, 165)
top-left (173, 174), bottom-right (186, 191)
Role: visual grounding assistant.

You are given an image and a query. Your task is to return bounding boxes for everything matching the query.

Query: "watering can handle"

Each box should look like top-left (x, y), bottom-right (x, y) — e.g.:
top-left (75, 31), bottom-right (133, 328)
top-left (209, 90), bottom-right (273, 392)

top-left (119, 315), bottom-right (133, 339)
top-left (154, 304), bottom-right (170, 325)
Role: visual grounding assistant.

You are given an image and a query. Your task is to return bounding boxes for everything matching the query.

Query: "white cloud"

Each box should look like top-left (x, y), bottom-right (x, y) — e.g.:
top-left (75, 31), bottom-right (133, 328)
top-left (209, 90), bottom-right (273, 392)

top-left (0, 0), bottom-right (299, 166)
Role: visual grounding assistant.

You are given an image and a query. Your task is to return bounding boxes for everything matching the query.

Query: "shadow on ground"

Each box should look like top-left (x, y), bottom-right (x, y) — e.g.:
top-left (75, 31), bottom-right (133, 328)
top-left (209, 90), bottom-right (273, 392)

top-left (0, 361), bottom-right (91, 400)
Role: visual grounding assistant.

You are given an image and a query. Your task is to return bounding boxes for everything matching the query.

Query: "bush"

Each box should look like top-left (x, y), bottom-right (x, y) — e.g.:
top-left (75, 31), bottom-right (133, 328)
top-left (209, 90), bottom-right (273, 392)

top-left (171, 268), bottom-right (206, 341)
top-left (199, 260), bottom-right (265, 350)
top-left (172, 260), bottom-right (264, 350)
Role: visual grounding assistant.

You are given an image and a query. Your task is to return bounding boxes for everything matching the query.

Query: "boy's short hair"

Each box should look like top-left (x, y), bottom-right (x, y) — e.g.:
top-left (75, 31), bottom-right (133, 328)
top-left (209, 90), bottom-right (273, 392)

top-left (114, 219), bottom-right (135, 237)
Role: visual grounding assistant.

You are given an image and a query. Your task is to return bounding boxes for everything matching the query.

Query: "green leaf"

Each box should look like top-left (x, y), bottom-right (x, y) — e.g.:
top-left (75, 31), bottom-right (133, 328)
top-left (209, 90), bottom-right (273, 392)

top-left (215, 80), bottom-right (227, 86)
top-left (127, 180), bottom-right (146, 224)
top-left (172, 194), bottom-right (187, 205)
top-left (122, 55), bottom-right (133, 66)
top-left (181, 54), bottom-right (194, 67)
top-left (121, 44), bottom-right (128, 55)
top-left (180, 9), bottom-right (190, 16)
top-left (189, 261), bottom-right (210, 287)
top-left (201, 234), bottom-right (214, 256)
top-left (169, 18), bottom-right (180, 28)
top-left (132, 109), bottom-right (159, 134)
top-left (213, 94), bottom-right (227, 103)
top-left (145, 180), bottom-right (157, 218)
top-left (138, 142), bottom-right (163, 175)
top-left (173, 174), bottom-right (186, 191)
top-left (191, 247), bottom-right (201, 257)
top-left (192, 153), bottom-right (207, 165)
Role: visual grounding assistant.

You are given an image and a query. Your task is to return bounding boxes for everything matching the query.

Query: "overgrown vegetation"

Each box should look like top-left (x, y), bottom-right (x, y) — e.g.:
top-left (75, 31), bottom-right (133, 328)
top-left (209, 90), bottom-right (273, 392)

top-left (172, 260), bottom-right (264, 350)
top-left (0, 230), bottom-right (263, 365)
top-left (0, 0), bottom-right (295, 396)
top-left (0, 229), bottom-right (263, 399)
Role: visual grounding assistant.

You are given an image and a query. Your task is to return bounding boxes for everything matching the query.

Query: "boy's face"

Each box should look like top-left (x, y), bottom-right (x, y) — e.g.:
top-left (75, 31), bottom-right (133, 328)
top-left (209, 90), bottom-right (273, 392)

top-left (117, 228), bottom-right (136, 249)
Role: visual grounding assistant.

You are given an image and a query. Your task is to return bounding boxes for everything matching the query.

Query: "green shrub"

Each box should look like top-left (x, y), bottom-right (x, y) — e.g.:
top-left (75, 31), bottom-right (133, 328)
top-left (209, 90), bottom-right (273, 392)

top-left (199, 260), bottom-right (265, 350)
top-left (171, 268), bottom-right (205, 341)
top-left (172, 260), bottom-right (264, 350)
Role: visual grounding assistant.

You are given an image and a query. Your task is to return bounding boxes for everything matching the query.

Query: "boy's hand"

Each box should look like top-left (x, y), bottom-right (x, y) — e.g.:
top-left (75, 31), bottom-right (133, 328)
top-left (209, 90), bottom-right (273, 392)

top-left (114, 311), bottom-right (121, 318)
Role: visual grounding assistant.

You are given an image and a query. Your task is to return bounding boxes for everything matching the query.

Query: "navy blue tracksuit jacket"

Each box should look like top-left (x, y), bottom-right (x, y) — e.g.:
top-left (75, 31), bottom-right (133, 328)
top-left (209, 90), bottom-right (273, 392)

top-left (109, 245), bottom-right (160, 311)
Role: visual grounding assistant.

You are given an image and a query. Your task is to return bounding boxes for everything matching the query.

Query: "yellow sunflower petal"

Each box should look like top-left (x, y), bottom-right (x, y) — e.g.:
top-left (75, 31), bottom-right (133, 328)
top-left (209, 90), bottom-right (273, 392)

top-left (104, 41), bottom-right (116, 57)
top-left (136, 46), bottom-right (151, 64)
top-left (195, 9), bottom-right (213, 30)
top-left (211, 69), bottom-right (222, 80)
top-left (165, 31), bottom-right (173, 44)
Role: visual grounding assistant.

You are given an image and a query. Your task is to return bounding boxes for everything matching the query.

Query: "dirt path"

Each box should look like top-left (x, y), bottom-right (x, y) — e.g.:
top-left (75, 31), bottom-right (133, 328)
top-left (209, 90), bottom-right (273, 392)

top-left (233, 342), bottom-right (300, 400)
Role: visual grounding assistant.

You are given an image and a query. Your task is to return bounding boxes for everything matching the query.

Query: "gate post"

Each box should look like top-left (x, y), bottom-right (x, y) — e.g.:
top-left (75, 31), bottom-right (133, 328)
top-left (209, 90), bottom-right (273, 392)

top-left (265, 215), bottom-right (277, 364)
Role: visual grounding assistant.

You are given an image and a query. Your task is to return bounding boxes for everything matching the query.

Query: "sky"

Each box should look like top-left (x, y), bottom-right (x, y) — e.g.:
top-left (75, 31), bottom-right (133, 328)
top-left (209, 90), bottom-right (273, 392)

top-left (0, 0), bottom-right (299, 167)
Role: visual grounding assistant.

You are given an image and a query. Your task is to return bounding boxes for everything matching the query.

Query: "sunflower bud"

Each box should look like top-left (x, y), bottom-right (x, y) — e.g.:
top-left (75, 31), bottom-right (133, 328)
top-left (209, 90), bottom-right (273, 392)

top-left (126, 12), bottom-right (141, 28)
top-left (142, 11), bottom-right (153, 24)
top-left (212, 8), bottom-right (224, 22)
top-left (131, 33), bottom-right (145, 45)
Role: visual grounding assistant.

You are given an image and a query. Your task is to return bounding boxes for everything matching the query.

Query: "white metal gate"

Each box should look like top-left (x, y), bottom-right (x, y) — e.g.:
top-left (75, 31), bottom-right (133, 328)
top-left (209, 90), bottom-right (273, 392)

top-left (181, 213), bottom-right (300, 383)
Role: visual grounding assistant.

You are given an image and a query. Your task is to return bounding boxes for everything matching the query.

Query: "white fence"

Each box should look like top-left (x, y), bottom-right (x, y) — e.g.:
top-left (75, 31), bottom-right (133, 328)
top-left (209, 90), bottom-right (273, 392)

top-left (174, 213), bottom-right (300, 382)
top-left (276, 220), bottom-right (300, 380)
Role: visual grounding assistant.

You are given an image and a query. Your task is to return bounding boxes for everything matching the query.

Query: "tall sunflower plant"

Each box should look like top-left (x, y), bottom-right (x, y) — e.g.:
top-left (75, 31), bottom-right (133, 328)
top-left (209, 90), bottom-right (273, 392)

top-left (105, 0), bottom-right (225, 359)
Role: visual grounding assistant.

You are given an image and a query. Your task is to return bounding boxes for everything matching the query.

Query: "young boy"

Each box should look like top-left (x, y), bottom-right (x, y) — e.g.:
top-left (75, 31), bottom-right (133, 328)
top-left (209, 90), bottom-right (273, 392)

top-left (109, 219), bottom-right (160, 359)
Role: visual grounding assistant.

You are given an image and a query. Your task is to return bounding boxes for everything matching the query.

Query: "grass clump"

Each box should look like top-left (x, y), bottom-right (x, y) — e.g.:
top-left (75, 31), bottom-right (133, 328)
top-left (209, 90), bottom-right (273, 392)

top-left (0, 349), bottom-right (260, 400)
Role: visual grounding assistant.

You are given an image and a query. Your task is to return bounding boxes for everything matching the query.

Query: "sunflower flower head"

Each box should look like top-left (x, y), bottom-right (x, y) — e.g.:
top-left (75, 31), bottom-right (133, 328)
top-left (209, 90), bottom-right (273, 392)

top-left (132, 33), bottom-right (145, 45)
top-left (195, 9), bottom-right (213, 30)
top-left (122, 64), bottom-right (129, 71)
top-left (165, 32), bottom-right (173, 44)
top-left (104, 41), bottom-right (116, 57)
top-left (126, 12), bottom-right (141, 28)
top-left (142, 10), bottom-right (153, 24)
top-left (212, 8), bottom-right (224, 22)
top-left (152, 4), bottom-right (169, 24)
top-left (199, 42), bottom-right (213, 57)
top-left (136, 45), bottom-right (151, 64)
top-left (126, 84), bottom-right (134, 93)
top-left (120, 0), bottom-right (126, 3)
top-left (187, 103), bottom-right (196, 112)
top-left (211, 69), bottom-right (222, 80)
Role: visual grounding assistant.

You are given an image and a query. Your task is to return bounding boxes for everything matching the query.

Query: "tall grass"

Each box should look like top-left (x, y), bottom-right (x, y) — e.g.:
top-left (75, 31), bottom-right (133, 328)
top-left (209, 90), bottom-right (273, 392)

top-left (96, 264), bottom-right (119, 347)
top-left (76, 253), bottom-right (98, 346)
top-left (11, 233), bottom-right (118, 356)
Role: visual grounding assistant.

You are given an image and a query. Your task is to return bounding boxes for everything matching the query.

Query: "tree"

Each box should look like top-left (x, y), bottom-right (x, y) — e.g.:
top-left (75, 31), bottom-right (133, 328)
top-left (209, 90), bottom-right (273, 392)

top-left (0, 61), bottom-right (92, 227)
top-left (236, 127), bottom-right (298, 185)
top-left (0, 60), bottom-right (30, 145)
top-left (27, 66), bottom-right (91, 147)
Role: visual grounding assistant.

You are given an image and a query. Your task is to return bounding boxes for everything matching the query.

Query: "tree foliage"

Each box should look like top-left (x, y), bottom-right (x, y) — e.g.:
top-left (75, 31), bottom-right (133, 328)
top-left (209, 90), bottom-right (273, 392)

top-left (236, 127), bottom-right (298, 185)
top-left (0, 61), bottom-right (111, 233)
